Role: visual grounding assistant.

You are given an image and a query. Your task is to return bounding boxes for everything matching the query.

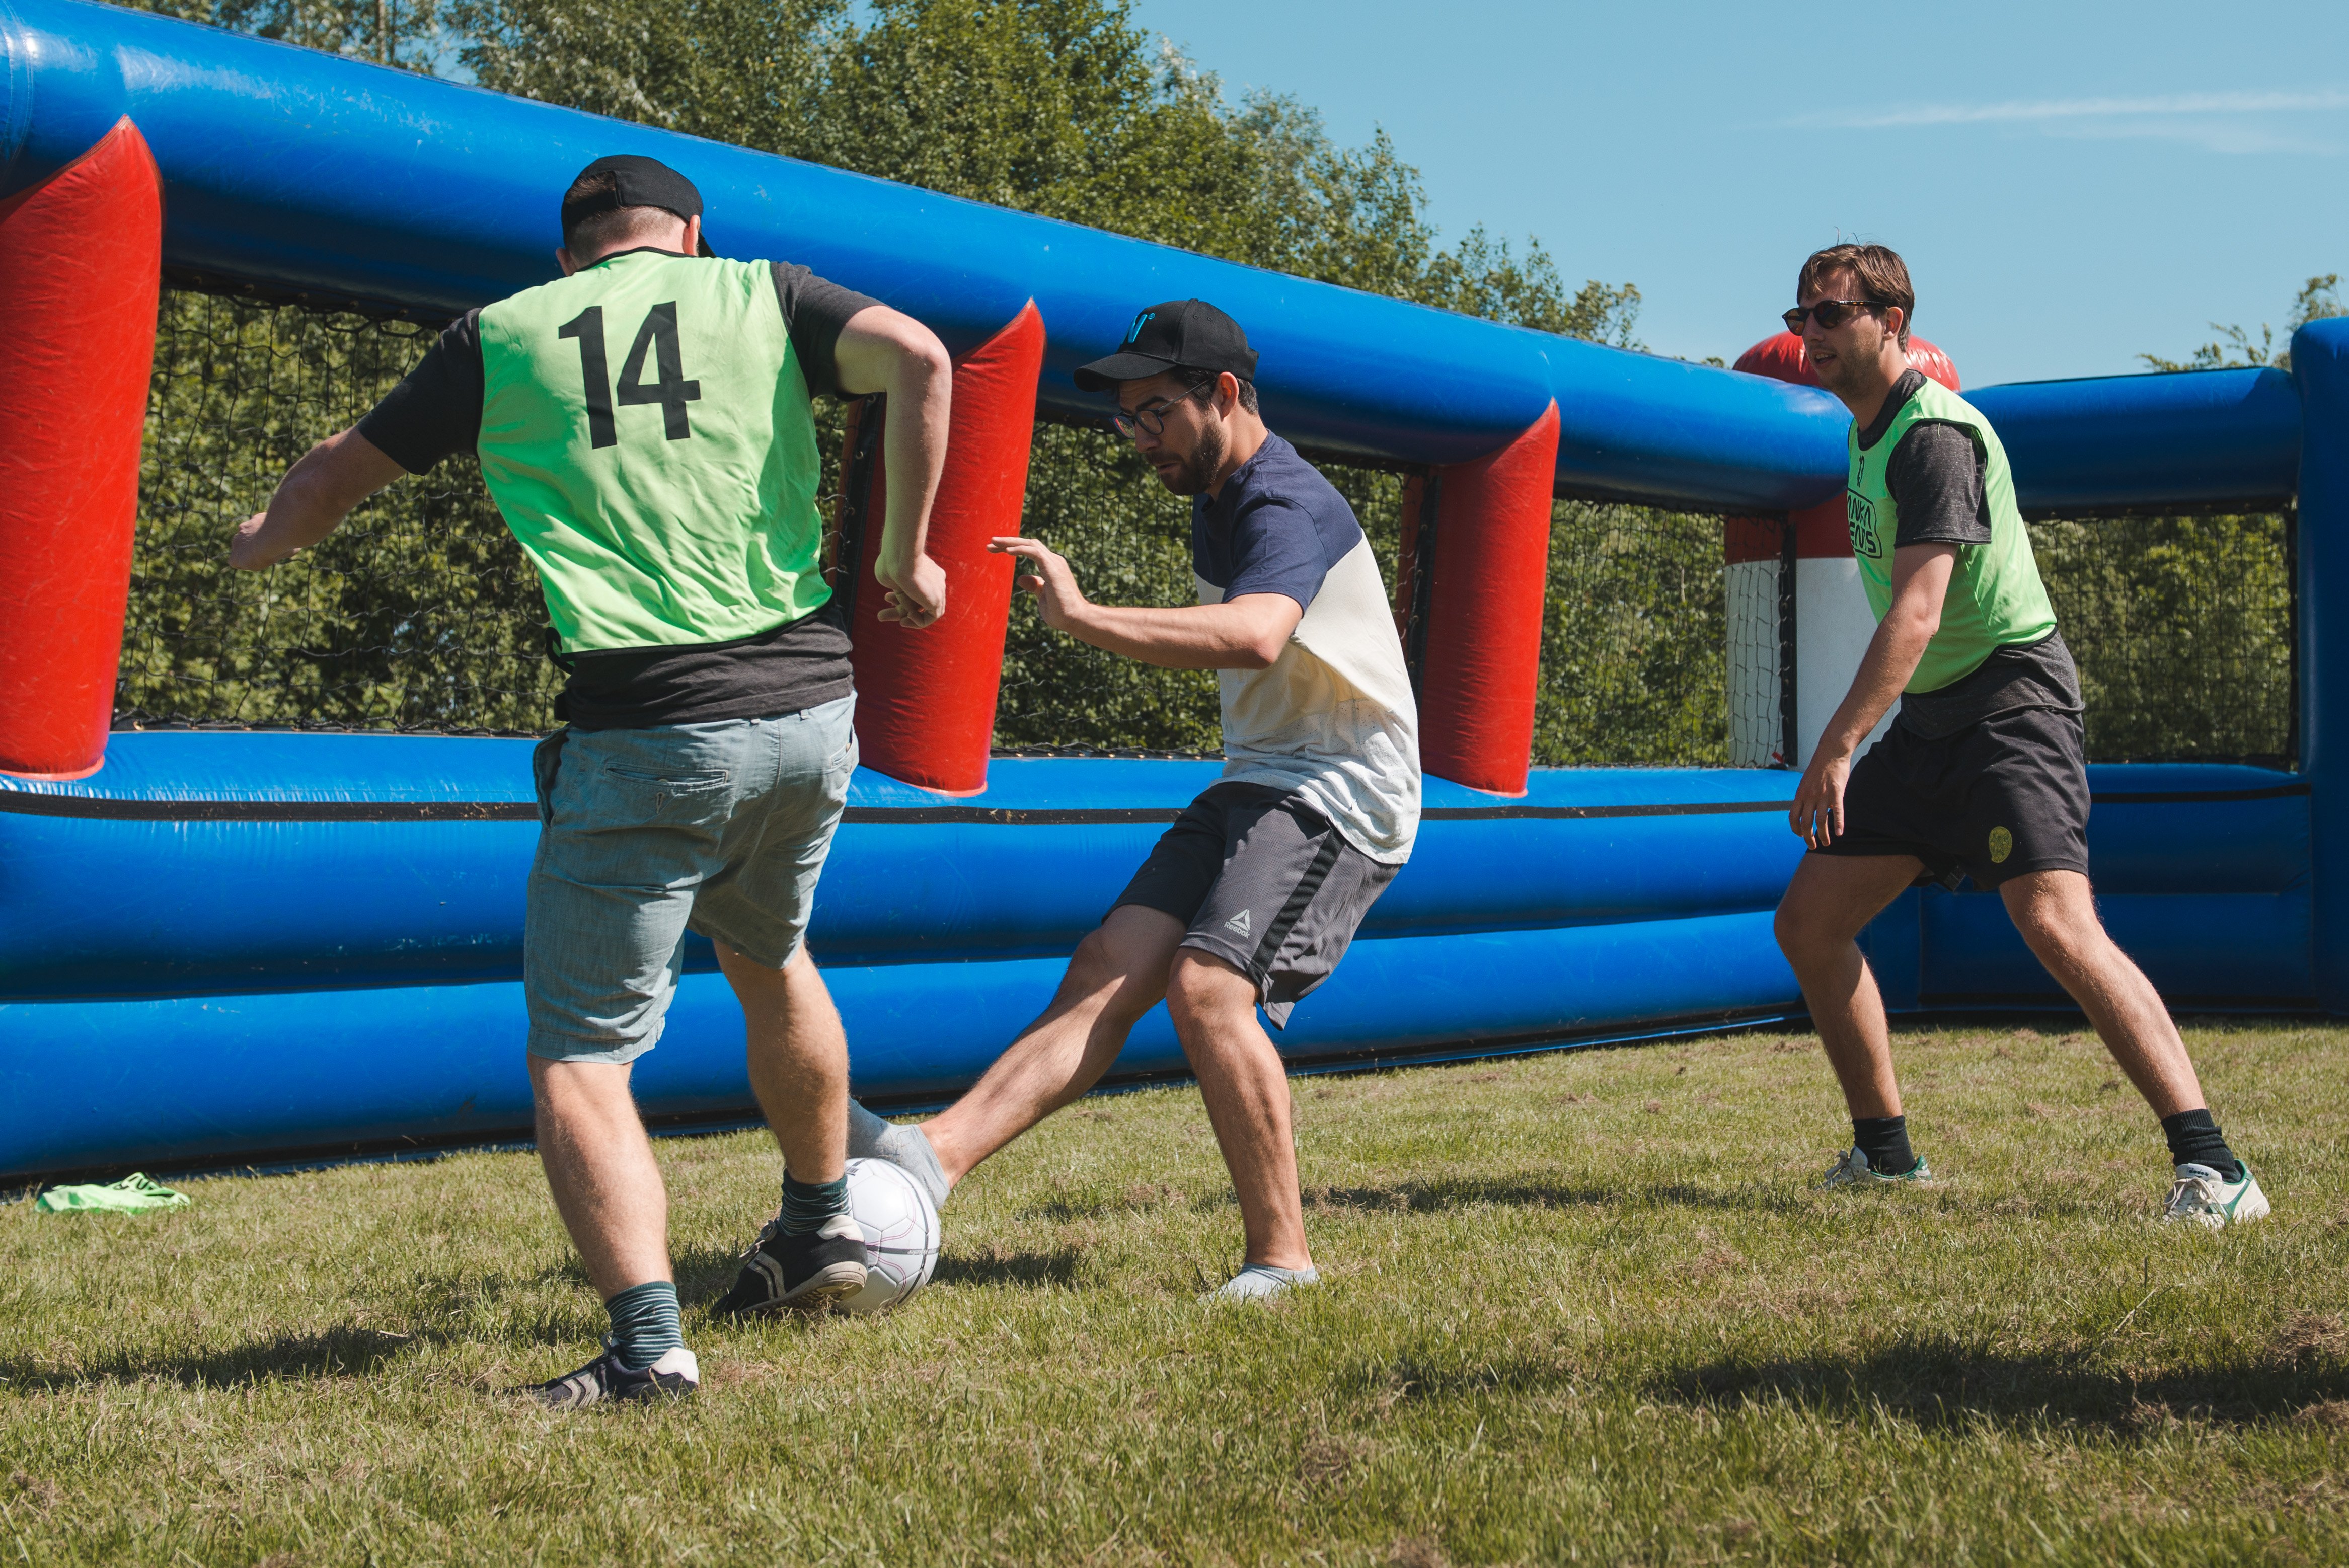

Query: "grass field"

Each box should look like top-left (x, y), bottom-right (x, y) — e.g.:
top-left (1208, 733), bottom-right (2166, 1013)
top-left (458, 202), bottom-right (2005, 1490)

top-left (6, 1018), bottom-right (2349, 1566)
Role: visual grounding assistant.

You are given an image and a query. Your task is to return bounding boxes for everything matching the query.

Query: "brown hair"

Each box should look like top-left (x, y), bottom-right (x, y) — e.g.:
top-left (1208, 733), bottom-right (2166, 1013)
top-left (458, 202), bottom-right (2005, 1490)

top-left (1797, 244), bottom-right (1914, 346)
top-left (561, 170), bottom-right (682, 256)
top-left (1178, 365), bottom-right (1260, 415)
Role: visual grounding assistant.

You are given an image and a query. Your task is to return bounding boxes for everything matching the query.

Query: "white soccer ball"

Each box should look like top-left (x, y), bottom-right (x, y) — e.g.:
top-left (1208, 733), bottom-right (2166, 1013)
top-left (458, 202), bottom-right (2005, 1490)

top-left (834, 1156), bottom-right (941, 1314)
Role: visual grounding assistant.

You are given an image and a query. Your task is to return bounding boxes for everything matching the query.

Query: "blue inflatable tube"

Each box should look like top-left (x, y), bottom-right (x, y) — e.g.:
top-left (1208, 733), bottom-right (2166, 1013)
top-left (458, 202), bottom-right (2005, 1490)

top-left (1971, 367), bottom-right (2302, 513)
top-left (0, 736), bottom-right (1805, 1000)
top-left (0, 0), bottom-right (1850, 508)
top-left (0, 914), bottom-right (1806, 1183)
top-left (0, 736), bottom-right (2317, 1180)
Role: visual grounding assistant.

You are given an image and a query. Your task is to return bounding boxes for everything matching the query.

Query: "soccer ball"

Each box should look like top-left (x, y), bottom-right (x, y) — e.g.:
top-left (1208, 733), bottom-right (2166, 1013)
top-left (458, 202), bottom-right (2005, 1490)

top-left (834, 1156), bottom-right (941, 1314)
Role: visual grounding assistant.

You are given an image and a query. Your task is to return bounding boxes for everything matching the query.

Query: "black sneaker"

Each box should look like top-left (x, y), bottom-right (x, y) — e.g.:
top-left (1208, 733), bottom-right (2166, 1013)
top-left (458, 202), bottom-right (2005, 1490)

top-left (522, 1345), bottom-right (699, 1410)
top-left (710, 1212), bottom-right (868, 1317)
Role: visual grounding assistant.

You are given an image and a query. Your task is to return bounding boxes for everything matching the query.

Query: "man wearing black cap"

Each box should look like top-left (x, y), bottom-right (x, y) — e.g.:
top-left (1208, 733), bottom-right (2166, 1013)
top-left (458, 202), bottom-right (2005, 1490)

top-left (229, 154), bottom-right (956, 1402)
top-left (847, 300), bottom-right (1421, 1301)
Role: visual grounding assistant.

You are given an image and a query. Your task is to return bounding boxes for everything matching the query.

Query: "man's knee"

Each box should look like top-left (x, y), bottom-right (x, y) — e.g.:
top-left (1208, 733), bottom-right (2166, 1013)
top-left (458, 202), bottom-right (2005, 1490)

top-left (1775, 888), bottom-right (1853, 964)
top-left (2002, 872), bottom-right (2109, 976)
top-left (1166, 949), bottom-right (1257, 1035)
top-left (1062, 927), bottom-right (1166, 1026)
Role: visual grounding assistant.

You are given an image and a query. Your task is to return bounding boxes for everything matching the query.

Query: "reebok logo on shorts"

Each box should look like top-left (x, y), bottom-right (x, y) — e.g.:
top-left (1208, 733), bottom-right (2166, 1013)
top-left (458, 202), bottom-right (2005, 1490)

top-left (1989, 826), bottom-right (2013, 863)
top-left (1224, 909), bottom-right (1252, 937)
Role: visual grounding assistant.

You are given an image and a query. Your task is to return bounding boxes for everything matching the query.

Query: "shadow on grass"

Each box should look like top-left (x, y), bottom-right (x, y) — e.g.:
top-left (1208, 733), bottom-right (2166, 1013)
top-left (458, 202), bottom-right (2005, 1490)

top-left (0, 1272), bottom-right (593, 1389)
top-left (932, 1247), bottom-right (1083, 1290)
top-left (1308, 1177), bottom-right (1799, 1219)
top-left (1022, 1175), bottom-right (1799, 1224)
top-left (6, 1324), bottom-right (426, 1390)
top-left (1654, 1336), bottom-right (2349, 1429)
top-left (673, 1243), bottom-right (750, 1309)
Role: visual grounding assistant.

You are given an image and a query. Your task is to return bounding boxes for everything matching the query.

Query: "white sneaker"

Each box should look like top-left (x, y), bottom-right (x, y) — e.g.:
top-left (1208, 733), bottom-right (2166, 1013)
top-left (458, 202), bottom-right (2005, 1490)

top-left (2163, 1160), bottom-right (2270, 1229)
top-left (1818, 1147), bottom-right (1933, 1188)
top-left (1204, 1264), bottom-right (1318, 1303)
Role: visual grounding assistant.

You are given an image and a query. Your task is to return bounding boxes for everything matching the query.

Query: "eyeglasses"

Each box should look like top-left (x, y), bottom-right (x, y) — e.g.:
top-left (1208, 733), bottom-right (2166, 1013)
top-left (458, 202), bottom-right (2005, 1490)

top-left (1111, 396), bottom-right (1187, 441)
top-left (1783, 299), bottom-right (1884, 334)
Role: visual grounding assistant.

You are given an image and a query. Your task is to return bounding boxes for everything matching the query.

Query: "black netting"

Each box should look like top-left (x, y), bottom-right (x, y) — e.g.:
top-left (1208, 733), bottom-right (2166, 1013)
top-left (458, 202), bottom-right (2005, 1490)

top-left (1537, 503), bottom-right (1730, 767)
top-left (120, 289), bottom-right (564, 734)
top-left (2028, 511), bottom-right (2294, 765)
top-left (116, 290), bottom-right (2291, 768)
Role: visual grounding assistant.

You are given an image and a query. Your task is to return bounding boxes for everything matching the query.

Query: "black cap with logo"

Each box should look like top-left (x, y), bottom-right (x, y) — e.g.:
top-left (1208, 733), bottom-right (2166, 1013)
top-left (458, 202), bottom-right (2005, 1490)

top-left (1074, 299), bottom-right (1259, 391)
top-left (561, 154), bottom-right (718, 258)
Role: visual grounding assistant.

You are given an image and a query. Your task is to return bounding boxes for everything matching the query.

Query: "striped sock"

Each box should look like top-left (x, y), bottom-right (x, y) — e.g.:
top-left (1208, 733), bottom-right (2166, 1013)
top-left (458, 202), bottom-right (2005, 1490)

top-left (780, 1171), bottom-right (850, 1236)
top-left (604, 1280), bottom-right (683, 1370)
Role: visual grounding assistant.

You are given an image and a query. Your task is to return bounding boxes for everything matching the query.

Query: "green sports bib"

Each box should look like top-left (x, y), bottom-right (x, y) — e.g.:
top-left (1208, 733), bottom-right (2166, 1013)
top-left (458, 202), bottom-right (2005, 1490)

top-left (476, 250), bottom-right (827, 653)
top-left (1847, 378), bottom-right (2058, 693)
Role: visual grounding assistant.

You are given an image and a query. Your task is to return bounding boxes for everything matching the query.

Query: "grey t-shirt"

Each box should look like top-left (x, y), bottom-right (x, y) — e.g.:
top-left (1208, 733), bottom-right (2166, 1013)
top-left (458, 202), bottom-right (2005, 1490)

top-left (1861, 370), bottom-right (2083, 740)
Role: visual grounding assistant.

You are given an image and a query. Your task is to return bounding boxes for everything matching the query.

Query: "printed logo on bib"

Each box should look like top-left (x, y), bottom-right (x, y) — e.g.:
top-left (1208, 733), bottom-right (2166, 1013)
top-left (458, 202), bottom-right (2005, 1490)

top-left (1848, 491), bottom-right (1883, 559)
top-left (1223, 909), bottom-right (1253, 937)
top-left (1988, 826), bottom-right (2014, 864)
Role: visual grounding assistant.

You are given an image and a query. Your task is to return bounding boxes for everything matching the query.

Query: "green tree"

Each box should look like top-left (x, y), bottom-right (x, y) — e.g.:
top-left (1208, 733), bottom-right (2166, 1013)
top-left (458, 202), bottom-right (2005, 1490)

top-left (117, 0), bottom-right (1676, 760)
top-left (2141, 274), bottom-right (2344, 373)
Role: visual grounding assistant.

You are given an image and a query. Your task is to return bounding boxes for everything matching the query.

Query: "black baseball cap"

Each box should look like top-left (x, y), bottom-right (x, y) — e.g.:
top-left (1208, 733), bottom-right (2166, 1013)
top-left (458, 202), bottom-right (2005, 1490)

top-left (1074, 299), bottom-right (1259, 391)
top-left (561, 154), bottom-right (717, 257)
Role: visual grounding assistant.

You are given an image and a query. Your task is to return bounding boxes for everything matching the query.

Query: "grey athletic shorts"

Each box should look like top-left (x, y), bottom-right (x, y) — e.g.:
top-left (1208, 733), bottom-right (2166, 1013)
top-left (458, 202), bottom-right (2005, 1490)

top-left (1111, 782), bottom-right (1398, 1028)
top-left (523, 695), bottom-right (857, 1064)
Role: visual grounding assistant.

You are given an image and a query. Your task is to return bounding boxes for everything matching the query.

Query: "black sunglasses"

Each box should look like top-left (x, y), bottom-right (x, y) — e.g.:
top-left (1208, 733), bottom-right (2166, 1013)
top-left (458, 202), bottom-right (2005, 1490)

top-left (1783, 299), bottom-right (1884, 333)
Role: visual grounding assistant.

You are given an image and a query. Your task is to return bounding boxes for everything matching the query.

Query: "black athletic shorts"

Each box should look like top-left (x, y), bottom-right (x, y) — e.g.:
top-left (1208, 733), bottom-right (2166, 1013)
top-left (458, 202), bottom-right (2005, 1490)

top-left (1112, 782), bottom-right (1398, 1028)
top-left (1814, 706), bottom-right (2090, 891)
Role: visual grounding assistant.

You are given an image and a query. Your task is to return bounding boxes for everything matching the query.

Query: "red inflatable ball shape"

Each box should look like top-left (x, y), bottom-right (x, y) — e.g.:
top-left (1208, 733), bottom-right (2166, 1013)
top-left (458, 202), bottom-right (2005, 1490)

top-left (1733, 329), bottom-right (1958, 392)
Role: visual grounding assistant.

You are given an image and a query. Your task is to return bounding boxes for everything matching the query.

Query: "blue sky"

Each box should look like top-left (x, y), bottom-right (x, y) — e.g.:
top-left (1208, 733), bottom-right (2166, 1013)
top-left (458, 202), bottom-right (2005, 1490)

top-left (1125, 0), bottom-right (2349, 388)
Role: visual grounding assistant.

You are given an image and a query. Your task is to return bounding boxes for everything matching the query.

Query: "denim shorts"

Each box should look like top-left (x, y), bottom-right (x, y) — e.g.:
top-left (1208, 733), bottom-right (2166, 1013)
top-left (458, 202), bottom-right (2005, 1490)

top-left (523, 694), bottom-right (857, 1064)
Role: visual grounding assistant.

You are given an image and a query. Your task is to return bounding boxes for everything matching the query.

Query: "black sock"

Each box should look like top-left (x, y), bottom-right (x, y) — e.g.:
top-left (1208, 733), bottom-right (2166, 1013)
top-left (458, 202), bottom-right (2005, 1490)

top-left (1852, 1115), bottom-right (1917, 1176)
top-left (2161, 1109), bottom-right (2242, 1182)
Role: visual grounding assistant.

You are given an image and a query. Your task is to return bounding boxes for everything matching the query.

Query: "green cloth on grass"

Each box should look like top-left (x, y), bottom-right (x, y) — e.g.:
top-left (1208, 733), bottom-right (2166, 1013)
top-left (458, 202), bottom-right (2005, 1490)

top-left (35, 1173), bottom-right (189, 1213)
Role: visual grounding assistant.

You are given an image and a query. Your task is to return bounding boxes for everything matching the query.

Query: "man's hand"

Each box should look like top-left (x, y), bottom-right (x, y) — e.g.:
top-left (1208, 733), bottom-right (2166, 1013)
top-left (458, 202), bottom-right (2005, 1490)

top-left (989, 536), bottom-right (1089, 632)
top-left (875, 550), bottom-right (948, 629)
top-left (1790, 746), bottom-right (1852, 848)
top-left (230, 511), bottom-right (291, 571)
top-left (229, 427), bottom-right (407, 572)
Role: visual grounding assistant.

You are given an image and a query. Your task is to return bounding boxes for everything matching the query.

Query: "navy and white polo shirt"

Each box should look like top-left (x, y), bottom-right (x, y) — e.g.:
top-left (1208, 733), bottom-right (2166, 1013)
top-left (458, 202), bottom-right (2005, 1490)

top-left (1193, 432), bottom-right (1421, 863)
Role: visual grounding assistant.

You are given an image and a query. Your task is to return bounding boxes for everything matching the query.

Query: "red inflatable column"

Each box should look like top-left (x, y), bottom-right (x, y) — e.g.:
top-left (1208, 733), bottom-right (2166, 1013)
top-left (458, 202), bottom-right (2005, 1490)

top-left (844, 303), bottom-right (1044, 794)
top-left (1411, 402), bottom-right (1562, 796)
top-left (1729, 331), bottom-right (1959, 767)
top-left (0, 119), bottom-right (164, 780)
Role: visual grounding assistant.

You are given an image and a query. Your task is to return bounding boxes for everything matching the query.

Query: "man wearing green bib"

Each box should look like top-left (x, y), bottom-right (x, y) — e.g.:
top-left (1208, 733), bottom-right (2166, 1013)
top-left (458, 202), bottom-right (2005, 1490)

top-left (230, 155), bottom-right (956, 1403)
top-left (1771, 244), bottom-right (2266, 1228)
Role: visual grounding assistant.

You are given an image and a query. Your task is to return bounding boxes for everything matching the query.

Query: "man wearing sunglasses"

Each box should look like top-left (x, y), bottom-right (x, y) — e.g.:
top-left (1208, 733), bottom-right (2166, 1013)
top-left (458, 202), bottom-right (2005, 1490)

top-left (1771, 243), bottom-right (2265, 1228)
top-left (845, 298), bottom-right (1421, 1299)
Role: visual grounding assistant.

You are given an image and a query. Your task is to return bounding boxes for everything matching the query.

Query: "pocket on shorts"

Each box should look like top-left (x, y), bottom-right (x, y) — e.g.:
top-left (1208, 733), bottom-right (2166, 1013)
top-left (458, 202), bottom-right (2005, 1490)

top-left (532, 728), bottom-right (570, 827)
top-left (596, 762), bottom-right (734, 828)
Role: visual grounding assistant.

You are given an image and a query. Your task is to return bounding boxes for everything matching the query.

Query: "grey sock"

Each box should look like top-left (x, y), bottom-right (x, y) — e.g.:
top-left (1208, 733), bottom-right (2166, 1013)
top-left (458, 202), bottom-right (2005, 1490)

top-left (846, 1100), bottom-right (950, 1210)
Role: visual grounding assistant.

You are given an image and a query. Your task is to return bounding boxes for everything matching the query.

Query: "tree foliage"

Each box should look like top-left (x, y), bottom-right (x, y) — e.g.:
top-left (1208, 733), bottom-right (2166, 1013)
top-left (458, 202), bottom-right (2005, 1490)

top-left (117, 0), bottom-right (1655, 754)
top-left (2141, 274), bottom-right (2345, 374)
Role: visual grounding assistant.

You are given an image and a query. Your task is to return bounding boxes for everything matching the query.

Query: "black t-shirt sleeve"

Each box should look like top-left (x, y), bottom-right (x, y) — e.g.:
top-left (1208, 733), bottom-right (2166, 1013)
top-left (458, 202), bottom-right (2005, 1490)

top-left (1886, 421), bottom-right (1991, 548)
top-left (355, 310), bottom-right (486, 474)
top-left (771, 263), bottom-right (884, 398)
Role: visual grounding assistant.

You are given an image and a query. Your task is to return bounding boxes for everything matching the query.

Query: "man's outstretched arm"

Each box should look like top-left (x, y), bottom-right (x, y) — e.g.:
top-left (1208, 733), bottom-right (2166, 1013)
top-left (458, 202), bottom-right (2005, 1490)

top-left (229, 428), bottom-right (410, 571)
top-left (988, 534), bottom-right (1302, 669)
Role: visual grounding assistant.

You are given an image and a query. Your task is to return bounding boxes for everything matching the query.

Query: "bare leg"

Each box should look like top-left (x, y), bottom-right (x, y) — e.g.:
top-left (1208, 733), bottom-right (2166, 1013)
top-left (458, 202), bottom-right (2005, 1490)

top-left (922, 906), bottom-right (1183, 1187)
top-left (717, 941), bottom-right (848, 1182)
top-left (1165, 950), bottom-right (1311, 1271)
top-left (2000, 870), bottom-right (2206, 1116)
top-left (1773, 853), bottom-right (1928, 1121)
top-left (530, 1057), bottom-right (671, 1298)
